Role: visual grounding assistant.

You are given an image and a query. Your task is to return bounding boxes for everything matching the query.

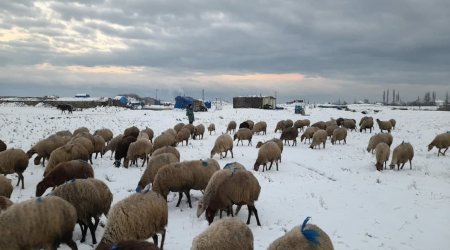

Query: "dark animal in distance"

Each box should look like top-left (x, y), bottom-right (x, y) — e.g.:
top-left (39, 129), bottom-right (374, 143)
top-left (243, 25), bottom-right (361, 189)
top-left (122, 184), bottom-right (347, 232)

top-left (57, 104), bottom-right (74, 114)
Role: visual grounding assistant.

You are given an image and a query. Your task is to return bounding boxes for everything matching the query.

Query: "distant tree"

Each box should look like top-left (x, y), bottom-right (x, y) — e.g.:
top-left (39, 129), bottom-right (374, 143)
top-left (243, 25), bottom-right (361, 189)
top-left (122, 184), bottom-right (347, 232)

top-left (387, 89), bottom-right (390, 104)
top-left (364, 98), bottom-right (369, 104)
top-left (424, 92), bottom-right (431, 105)
top-left (383, 90), bottom-right (386, 104)
top-left (396, 92), bottom-right (400, 103)
top-left (445, 91), bottom-right (449, 106)
top-left (392, 89), bottom-right (396, 105)
top-left (432, 91), bottom-right (436, 103)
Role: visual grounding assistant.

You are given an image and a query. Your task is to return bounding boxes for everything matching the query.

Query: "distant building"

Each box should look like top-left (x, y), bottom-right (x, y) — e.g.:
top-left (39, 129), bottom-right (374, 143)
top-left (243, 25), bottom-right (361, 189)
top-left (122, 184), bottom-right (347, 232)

top-left (75, 93), bottom-right (90, 98)
top-left (175, 96), bottom-right (207, 112)
top-left (113, 96), bottom-right (128, 106)
top-left (233, 96), bottom-right (276, 109)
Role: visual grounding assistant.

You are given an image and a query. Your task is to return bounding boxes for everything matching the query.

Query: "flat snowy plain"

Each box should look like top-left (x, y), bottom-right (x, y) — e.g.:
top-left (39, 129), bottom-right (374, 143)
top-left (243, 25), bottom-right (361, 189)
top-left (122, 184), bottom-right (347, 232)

top-left (1, 103), bottom-right (449, 250)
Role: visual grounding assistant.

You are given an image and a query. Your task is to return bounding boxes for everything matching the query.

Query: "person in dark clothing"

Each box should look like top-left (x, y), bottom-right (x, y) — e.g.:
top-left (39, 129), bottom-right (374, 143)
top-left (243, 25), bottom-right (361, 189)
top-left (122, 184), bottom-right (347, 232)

top-left (186, 104), bottom-right (194, 124)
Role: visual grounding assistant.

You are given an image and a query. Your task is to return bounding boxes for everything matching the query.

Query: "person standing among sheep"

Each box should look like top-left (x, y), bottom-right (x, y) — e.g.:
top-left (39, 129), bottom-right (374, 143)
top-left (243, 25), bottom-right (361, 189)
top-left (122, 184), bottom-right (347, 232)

top-left (186, 104), bottom-right (194, 124)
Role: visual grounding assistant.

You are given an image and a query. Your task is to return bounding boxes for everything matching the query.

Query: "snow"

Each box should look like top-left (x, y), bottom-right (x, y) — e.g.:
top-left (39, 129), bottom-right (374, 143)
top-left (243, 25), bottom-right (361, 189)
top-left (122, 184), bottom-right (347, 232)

top-left (1, 104), bottom-right (449, 250)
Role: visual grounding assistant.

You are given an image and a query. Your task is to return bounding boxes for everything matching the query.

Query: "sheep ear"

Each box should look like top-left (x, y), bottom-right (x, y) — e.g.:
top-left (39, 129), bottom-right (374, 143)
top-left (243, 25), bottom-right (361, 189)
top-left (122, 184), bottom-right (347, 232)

top-left (196, 201), bottom-right (206, 218)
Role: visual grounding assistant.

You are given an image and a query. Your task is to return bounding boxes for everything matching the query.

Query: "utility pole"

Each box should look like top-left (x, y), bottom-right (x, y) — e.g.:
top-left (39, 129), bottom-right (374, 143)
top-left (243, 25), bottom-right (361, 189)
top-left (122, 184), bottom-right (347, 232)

top-left (202, 89), bottom-right (205, 101)
top-left (155, 89), bottom-right (158, 101)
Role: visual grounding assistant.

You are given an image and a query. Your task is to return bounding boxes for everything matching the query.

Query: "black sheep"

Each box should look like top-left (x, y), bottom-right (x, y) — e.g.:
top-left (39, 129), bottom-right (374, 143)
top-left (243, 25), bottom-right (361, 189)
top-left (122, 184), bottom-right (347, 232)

top-left (114, 136), bottom-right (137, 168)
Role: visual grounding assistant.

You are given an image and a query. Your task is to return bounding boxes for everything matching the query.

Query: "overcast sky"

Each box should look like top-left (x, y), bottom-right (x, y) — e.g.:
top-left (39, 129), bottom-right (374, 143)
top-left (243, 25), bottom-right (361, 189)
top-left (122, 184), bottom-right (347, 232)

top-left (1, 0), bottom-right (449, 103)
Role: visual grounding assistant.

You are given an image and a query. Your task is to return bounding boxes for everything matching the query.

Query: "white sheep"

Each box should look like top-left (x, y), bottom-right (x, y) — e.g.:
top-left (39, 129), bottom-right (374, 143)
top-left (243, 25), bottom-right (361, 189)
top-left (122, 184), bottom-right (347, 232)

top-left (390, 142), bottom-right (414, 170)
top-left (375, 142), bottom-right (390, 171)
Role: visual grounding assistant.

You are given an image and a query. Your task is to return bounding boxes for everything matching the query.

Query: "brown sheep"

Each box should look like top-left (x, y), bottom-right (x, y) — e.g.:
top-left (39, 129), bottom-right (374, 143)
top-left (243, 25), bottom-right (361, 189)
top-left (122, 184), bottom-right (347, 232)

top-left (390, 142), bottom-right (414, 170)
top-left (234, 128), bottom-right (253, 146)
top-left (389, 119), bottom-right (396, 130)
top-left (280, 127), bottom-right (299, 146)
top-left (208, 123), bottom-right (216, 135)
top-left (252, 121), bottom-right (267, 135)
top-left (427, 132), bottom-right (450, 156)
top-left (331, 127), bottom-right (348, 145)
top-left (227, 121), bottom-right (237, 134)
top-left (311, 121), bottom-right (326, 130)
top-left (136, 153), bottom-right (180, 192)
top-left (246, 120), bottom-right (255, 130)
top-left (294, 119), bottom-right (310, 132)
top-left (211, 134), bottom-right (234, 159)
top-left (124, 126), bottom-right (140, 138)
top-left (93, 135), bottom-right (106, 159)
top-left (124, 139), bottom-right (153, 168)
top-left (0, 148), bottom-right (29, 189)
top-left (74, 126), bottom-right (90, 136)
top-left (176, 127), bottom-right (191, 146)
top-left (93, 128), bottom-right (113, 144)
top-left (142, 127), bottom-right (154, 142)
top-left (342, 119), bottom-right (356, 132)
top-left (193, 124), bottom-right (205, 139)
top-left (375, 142), bottom-right (390, 171)
top-left (359, 116), bottom-right (374, 133)
top-left (152, 132), bottom-right (177, 152)
top-left (376, 119), bottom-right (393, 133)
top-left (152, 146), bottom-right (180, 161)
top-left (326, 124), bottom-right (338, 139)
top-left (174, 122), bottom-right (185, 133)
top-left (254, 141), bottom-right (282, 172)
top-left (301, 127), bottom-right (319, 144)
top-left (0, 196), bottom-right (13, 213)
top-left (310, 130), bottom-right (327, 149)
top-left (183, 123), bottom-right (196, 139)
top-left (0, 175), bottom-right (13, 198)
top-left (274, 120), bottom-right (286, 133)
top-left (367, 133), bottom-right (393, 153)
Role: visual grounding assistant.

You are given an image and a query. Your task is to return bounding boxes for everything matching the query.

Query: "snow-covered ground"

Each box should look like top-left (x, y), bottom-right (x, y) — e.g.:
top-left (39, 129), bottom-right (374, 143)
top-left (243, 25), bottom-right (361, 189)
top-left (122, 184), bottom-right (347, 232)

top-left (1, 103), bottom-right (449, 250)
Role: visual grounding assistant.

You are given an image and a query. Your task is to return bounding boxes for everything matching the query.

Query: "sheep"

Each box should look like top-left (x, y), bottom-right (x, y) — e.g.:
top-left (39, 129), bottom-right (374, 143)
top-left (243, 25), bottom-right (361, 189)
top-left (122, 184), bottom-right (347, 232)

top-left (427, 132), bottom-right (450, 156)
top-left (246, 120), bottom-right (255, 130)
top-left (93, 135), bottom-right (106, 159)
top-left (274, 120), bottom-right (286, 133)
top-left (252, 121), bottom-right (267, 135)
top-left (359, 116), bottom-right (374, 133)
top-left (285, 119), bottom-right (294, 128)
top-left (36, 159), bottom-right (95, 197)
top-left (71, 135), bottom-right (95, 163)
top-left (176, 127), bottom-right (191, 146)
top-left (341, 119), bottom-right (357, 131)
top-left (376, 119), bottom-right (393, 133)
top-left (375, 142), bottom-right (390, 171)
top-left (152, 146), bottom-right (181, 161)
top-left (0, 196), bottom-right (13, 213)
top-left (326, 124), bottom-right (338, 139)
top-left (55, 130), bottom-right (73, 137)
top-left (191, 217), bottom-right (254, 250)
top-left (93, 128), bottom-right (114, 144)
top-left (96, 191), bottom-right (168, 250)
top-left (124, 126), bottom-right (140, 138)
top-left (311, 121), bottom-right (326, 130)
top-left (0, 139), bottom-right (6, 152)
top-left (210, 134), bottom-right (234, 159)
top-left (0, 148), bottom-right (29, 189)
top-left (136, 153), bottom-right (180, 192)
top-left (294, 119), bottom-right (310, 132)
top-left (194, 124), bottom-right (205, 139)
top-left (104, 134), bottom-right (123, 159)
top-left (153, 132), bottom-right (177, 152)
top-left (138, 131), bottom-right (150, 140)
top-left (0, 196), bottom-right (78, 250)
top-left (301, 127), bottom-right (319, 143)
top-left (234, 128), bottom-right (253, 146)
top-left (226, 121), bottom-right (237, 134)
top-left (114, 136), bottom-right (138, 168)
top-left (184, 123), bottom-right (196, 138)
top-left (390, 142), bottom-right (414, 170)
top-left (109, 240), bottom-right (160, 250)
top-left (0, 175), bottom-right (13, 198)
top-left (239, 121), bottom-right (250, 129)
top-left (208, 123), bottom-right (216, 135)
top-left (44, 142), bottom-right (90, 176)
top-left (256, 138), bottom-right (284, 153)
top-left (280, 127), bottom-right (299, 146)
top-left (366, 133), bottom-right (393, 153)
top-left (330, 127), bottom-right (348, 145)
top-left (51, 178), bottom-right (113, 244)
top-left (162, 128), bottom-right (177, 138)
top-left (268, 217), bottom-right (334, 250)
top-left (124, 138), bottom-right (153, 168)
top-left (142, 127), bottom-right (155, 142)
top-left (254, 141), bottom-right (282, 172)
top-left (74, 126), bottom-right (90, 136)
top-left (152, 159), bottom-right (220, 208)
top-left (174, 122), bottom-right (185, 133)
top-left (309, 129), bottom-right (327, 149)
top-left (27, 135), bottom-right (70, 166)
top-left (389, 119), bottom-right (397, 130)
top-left (325, 119), bottom-right (337, 128)
top-left (197, 168), bottom-right (261, 226)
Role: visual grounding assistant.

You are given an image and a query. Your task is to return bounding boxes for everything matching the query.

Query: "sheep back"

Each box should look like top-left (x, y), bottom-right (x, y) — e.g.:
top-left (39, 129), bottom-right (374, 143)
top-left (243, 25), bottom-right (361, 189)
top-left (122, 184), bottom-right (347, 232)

top-left (153, 133), bottom-right (177, 152)
top-left (136, 153), bottom-right (180, 192)
top-left (0, 196), bottom-right (13, 213)
top-left (390, 142), bottom-right (414, 170)
top-left (45, 142), bottom-right (90, 176)
top-left (301, 127), bottom-right (319, 143)
top-left (94, 128), bottom-right (114, 143)
top-left (0, 175), bottom-right (13, 198)
top-left (367, 133), bottom-right (393, 153)
top-left (174, 123), bottom-right (186, 133)
top-left (331, 128), bottom-right (347, 145)
top-left (254, 141), bottom-right (282, 171)
top-left (74, 126), bottom-right (90, 136)
top-left (124, 126), bottom-right (140, 138)
top-left (252, 121), bottom-right (267, 135)
top-left (310, 130), bottom-right (327, 149)
top-left (210, 134), bottom-right (234, 159)
top-left (152, 146), bottom-right (181, 161)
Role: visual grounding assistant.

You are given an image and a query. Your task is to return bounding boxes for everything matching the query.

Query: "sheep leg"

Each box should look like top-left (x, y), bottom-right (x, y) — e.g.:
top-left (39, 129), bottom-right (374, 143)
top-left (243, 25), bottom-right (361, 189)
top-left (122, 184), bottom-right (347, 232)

top-left (275, 161), bottom-right (279, 171)
top-left (246, 205), bottom-right (253, 225)
top-left (89, 154), bottom-right (93, 164)
top-left (268, 161), bottom-right (274, 170)
top-left (17, 173), bottom-right (24, 189)
top-left (400, 162), bottom-right (406, 170)
top-left (152, 235), bottom-right (159, 248)
top-left (234, 205), bottom-right (241, 215)
top-left (185, 190), bottom-right (192, 208)
top-left (79, 222), bottom-right (87, 242)
top-left (230, 149), bottom-right (234, 158)
top-left (176, 192), bottom-right (184, 207)
top-left (160, 229), bottom-right (166, 250)
top-left (87, 218), bottom-right (98, 244)
top-left (252, 206), bottom-right (261, 226)
top-left (442, 147), bottom-right (448, 156)
top-left (409, 160), bottom-right (412, 170)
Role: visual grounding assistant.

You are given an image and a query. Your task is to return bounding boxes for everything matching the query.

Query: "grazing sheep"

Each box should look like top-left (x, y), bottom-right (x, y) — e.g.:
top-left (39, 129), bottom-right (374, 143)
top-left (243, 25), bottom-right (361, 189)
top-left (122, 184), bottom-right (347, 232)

top-left (359, 116), bottom-right (374, 133)
top-left (256, 138), bottom-right (284, 154)
top-left (274, 120), bottom-right (286, 133)
top-left (389, 119), bottom-right (396, 130)
top-left (109, 240), bottom-right (160, 250)
top-left (124, 126), bottom-right (140, 138)
top-left (124, 138), bottom-right (153, 168)
top-left (331, 128), bottom-right (348, 145)
top-left (326, 125), bottom-right (338, 139)
top-left (55, 130), bottom-right (73, 137)
top-left (96, 191), bottom-right (168, 250)
top-left (427, 132), bottom-right (450, 156)
top-left (27, 135), bottom-right (69, 166)
top-left (191, 217), bottom-right (254, 250)
top-left (0, 148), bottom-right (29, 189)
top-left (246, 120), bottom-right (255, 130)
top-left (93, 135), bottom-right (106, 159)
top-left (0, 196), bottom-right (78, 250)
top-left (239, 121), bottom-right (250, 129)
top-left (268, 217), bottom-right (334, 250)
top-left (114, 136), bottom-right (137, 168)
top-left (254, 141), bottom-right (282, 172)
top-left (51, 178), bottom-right (112, 244)
top-left (74, 126), bottom-right (90, 136)
top-left (366, 133), bottom-right (393, 153)
top-left (223, 162), bottom-right (247, 171)
top-left (93, 128), bottom-right (114, 144)
top-left (210, 134), bottom-right (234, 159)
top-left (252, 121), bottom-right (267, 135)
top-left (301, 127), bottom-right (319, 143)
top-left (152, 159), bottom-right (220, 208)
top-left (36, 159), bottom-right (94, 197)
top-left (176, 127), bottom-right (191, 146)
top-left (136, 153), bottom-right (180, 192)
top-left (194, 124), bottom-right (205, 140)
top-left (376, 119), bottom-right (393, 133)
top-left (294, 119), bottom-right (310, 132)
top-left (152, 146), bottom-right (181, 161)
top-left (142, 127), bottom-right (155, 142)
top-left (174, 122), bottom-right (185, 133)
top-left (234, 128), bottom-right (253, 146)
top-left (0, 139), bottom-right (6, 152)
top-left (341, 119), bottom-right (356, 132)
top-left (325, 119), bottom-right (337, 128)
top-left (162, 128), bottom-right (177, 138)
top-left (44, 143), bottom-right (90, 176)
top-left (227, 121), bottom-right (237, 134)
top-left (197, 168), bottom-right (261, 226)
top-left (71, 136), bottom-right (95, 164)
top-left (208, 123), bottom-right (216, 135)
top-left (285, 119), bottom-right (294, 128)
top-left (309, 130), bottom-right (327, 149)
top-left (183, 124), bottom-right (196, 138)
top-left (104, 134), bottom-right (123, 159)
top-left (0, 175), bottom-right (13, 198)
top-left (390, 142), bottom-right (414, 170)
top-left (153, 132), bottom-right (177, 152)
top-left (138, 131), bottom-right (150, 140)
top-left (280, 127), bottom-right (299, 146)
top-left (311, 121), bottom-right (327, 130)
top-left (0, 196), bottom-right (13, 213)
top-left (375, 142), bottom-right (390, 171)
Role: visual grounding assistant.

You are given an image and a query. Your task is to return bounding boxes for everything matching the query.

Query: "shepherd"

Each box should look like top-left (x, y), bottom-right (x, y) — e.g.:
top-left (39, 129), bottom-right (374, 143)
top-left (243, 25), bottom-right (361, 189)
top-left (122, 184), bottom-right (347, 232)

top-left (186, 104), bottom-right (194, 124)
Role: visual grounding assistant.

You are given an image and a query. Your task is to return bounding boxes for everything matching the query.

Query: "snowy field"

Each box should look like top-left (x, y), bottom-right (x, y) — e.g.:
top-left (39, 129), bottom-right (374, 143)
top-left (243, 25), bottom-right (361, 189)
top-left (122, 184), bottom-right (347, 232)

top-left (1, 103), bottom-right (449, 250)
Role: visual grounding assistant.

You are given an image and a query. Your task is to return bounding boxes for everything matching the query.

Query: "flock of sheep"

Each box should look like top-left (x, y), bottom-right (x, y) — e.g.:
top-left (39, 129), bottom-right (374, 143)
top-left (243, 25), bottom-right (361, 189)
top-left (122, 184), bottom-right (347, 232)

top-left (0, 110), bottom-right (449, 250)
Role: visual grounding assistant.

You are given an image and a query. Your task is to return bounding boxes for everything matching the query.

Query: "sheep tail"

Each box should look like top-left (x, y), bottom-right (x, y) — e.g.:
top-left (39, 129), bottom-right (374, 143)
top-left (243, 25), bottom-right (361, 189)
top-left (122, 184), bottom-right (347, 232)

top-left (300, 217), bottom-right (320, 245)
